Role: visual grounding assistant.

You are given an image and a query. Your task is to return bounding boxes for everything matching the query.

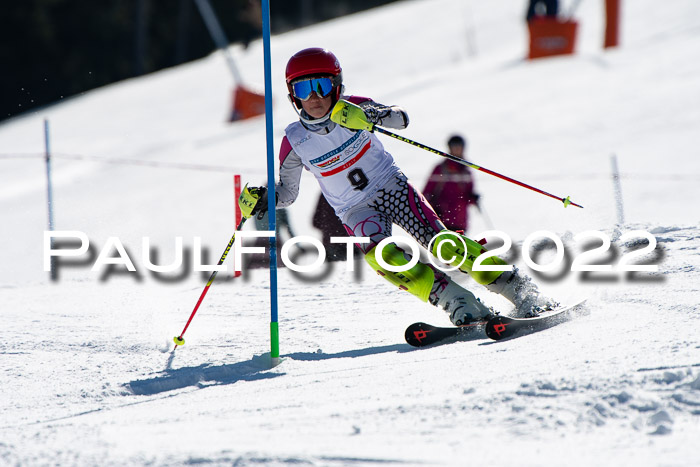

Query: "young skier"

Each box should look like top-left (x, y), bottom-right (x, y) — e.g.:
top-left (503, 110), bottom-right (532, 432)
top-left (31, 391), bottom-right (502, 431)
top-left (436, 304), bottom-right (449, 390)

top-left (239, 47), bottom-right (555, 325)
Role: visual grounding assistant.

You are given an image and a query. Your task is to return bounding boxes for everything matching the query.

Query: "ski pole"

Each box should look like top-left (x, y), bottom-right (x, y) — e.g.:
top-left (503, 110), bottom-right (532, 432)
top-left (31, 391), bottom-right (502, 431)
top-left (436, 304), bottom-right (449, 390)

top-left (373, 126), bottom-right (583, 208)
top-left (173, 217), bottom-right (247, 346)
top-left (331, 100), bottom-right (582, 208)
top-left (475, 200), bottom-right (495, 230)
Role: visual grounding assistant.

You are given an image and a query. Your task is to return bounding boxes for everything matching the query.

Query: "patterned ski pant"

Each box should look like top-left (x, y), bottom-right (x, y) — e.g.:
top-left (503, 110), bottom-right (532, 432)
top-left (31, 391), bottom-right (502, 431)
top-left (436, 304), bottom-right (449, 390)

top-left (341, 172), bottom-right (446, 254)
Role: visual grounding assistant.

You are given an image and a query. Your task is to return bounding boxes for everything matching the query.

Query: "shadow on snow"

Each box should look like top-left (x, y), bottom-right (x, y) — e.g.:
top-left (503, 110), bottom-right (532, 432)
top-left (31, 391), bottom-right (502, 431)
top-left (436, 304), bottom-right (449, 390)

top-left (126, 353), bottom-right (280, 396)
top-left (285, 343), bottom-right (411, 361)
top-left (127, 343), bottom-right (416, 396)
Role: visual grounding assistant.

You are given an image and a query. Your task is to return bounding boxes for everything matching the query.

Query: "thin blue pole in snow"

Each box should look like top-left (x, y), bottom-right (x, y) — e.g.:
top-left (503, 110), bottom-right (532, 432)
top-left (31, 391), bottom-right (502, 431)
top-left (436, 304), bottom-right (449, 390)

top-left (261, 0), bottom-right (280, 366)
top-left (44, 119), bottom-right (57, 281)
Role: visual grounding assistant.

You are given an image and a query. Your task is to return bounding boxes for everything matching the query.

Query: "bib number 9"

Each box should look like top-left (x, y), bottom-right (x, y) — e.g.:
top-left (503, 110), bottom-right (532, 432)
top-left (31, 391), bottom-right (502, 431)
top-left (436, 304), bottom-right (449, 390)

top-left (347, 168), bottom-right (369, 191)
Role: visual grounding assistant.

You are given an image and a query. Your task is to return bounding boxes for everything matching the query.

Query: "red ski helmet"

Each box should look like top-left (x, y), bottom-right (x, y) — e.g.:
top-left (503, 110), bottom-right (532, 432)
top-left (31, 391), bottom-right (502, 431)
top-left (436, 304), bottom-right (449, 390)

top-left (285, 48), bottom-right (343, 109)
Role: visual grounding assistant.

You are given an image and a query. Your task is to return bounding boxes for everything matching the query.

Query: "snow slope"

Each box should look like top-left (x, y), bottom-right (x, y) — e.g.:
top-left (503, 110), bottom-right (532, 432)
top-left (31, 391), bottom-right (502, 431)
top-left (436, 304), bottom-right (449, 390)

top-left (1, 0), bottom-right (699, 465)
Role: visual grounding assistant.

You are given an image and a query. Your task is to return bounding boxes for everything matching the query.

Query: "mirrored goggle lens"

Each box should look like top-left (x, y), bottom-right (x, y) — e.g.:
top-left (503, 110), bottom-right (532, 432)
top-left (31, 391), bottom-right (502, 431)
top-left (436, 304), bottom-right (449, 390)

top-left (292, 77), bottom-right (334, 100)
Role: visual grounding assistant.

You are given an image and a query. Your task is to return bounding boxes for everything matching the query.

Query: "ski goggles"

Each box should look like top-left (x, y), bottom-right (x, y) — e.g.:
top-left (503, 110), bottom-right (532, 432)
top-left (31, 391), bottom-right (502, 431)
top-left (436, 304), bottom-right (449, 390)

top-left (291, 77), bottom-right (334, 101)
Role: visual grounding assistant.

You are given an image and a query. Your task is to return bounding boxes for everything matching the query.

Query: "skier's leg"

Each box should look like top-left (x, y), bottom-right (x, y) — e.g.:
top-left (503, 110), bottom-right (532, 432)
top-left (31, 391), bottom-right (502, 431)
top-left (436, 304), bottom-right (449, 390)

top-left (367, 175), bottom-right (507, 285)
top-left (483, 267), bottom-right (558, 317)
top-left (432, 230), bottom-right (557, 316)
top-left (370, 174), bottom-right (556, 317)
top-left (363, 242), bottom-right (493, 325)
top-left (366, 173), bottom-right (446, 249)
top-left (342, 181), bottom-right (491, 325)
top-left (429, 229), bottom-right (506, 285)
top-left (362, 242), bottom-right (433, 302)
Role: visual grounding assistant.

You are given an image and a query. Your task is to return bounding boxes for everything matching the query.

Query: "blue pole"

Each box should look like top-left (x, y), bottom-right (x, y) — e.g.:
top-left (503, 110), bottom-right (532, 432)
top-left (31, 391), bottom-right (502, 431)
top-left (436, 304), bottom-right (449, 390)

top-left (261, 0), bottom-right (280, 365)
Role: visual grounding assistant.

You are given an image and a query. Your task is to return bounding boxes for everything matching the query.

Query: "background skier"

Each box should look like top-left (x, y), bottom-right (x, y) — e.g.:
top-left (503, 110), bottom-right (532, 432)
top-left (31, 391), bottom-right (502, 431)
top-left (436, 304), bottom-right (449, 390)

top-left (423, 134), bottom-right (480, 233)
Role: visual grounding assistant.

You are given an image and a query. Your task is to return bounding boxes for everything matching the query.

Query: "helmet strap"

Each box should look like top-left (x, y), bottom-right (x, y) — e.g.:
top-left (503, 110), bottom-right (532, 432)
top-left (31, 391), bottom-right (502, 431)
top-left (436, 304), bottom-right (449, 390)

top-left (287, 97), bottom-right (332, 125)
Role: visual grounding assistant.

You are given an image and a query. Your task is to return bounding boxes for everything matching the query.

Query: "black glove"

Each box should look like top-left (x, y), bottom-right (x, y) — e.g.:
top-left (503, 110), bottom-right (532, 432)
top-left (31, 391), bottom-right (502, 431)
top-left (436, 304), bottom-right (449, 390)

top-left (252, 187), bottom-right (270, 220)
top-left (251, 188), bottom-right (280, 220)
top-left (363, 103), bottom-right (392, 125)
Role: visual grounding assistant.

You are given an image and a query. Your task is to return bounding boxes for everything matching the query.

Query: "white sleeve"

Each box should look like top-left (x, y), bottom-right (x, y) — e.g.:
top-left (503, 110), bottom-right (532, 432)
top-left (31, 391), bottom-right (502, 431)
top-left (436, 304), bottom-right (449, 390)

top-left (358, 100), bottom-right (409, 130)
top-left (276, 148), bottom-right (304, 208)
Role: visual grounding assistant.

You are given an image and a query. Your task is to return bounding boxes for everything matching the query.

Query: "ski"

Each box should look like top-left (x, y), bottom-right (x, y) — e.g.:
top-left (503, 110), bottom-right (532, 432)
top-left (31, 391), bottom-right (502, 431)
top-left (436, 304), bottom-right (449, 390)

top-left (485, 299), bottom-right (587, 340)
top-left (404, 300), bottom-right (587, 347)
top-left (404, 320), bottom-right (488, 347)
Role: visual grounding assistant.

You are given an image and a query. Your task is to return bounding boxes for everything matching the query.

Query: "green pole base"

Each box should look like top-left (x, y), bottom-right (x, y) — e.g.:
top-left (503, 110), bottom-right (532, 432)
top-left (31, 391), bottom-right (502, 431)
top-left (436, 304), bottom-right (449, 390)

top-left (270, 321), bottom-right (279, 364)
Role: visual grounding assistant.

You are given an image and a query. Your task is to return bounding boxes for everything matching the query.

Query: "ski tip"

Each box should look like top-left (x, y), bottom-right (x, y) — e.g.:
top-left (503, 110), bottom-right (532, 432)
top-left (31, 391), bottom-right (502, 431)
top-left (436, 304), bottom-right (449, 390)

top-left (404, 322), bottom-right (433, 347)
top-left (485, 316), bottom-right (514, 340)
top-left (560, 298), bottom-right (588, 310)
top-left (173, 336), bottom-right (185, 346)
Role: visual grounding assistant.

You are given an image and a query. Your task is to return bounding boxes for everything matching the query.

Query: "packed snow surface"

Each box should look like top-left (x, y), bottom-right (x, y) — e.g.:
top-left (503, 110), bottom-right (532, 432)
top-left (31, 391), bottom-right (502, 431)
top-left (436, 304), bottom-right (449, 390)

top-left (1, 0), bottom-right (699, 465)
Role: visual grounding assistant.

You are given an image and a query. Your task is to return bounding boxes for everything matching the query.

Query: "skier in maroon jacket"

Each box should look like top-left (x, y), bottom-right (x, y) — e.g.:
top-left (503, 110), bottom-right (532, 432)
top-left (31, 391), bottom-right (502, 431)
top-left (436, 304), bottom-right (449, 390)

top-left (423, 135), bottom-right (479, 233)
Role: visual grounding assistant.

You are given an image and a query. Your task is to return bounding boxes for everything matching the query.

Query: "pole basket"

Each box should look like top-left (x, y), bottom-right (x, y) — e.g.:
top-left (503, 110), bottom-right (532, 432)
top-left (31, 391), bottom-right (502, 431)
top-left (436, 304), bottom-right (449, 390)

top-left (527, 17), bottom-right (578, 59)
top-left (228, 85), bottom-right (266, 122)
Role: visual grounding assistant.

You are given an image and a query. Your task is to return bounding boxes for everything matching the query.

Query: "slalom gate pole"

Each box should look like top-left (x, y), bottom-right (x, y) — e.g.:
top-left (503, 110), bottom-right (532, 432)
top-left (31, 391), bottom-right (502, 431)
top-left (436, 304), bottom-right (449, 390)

top-left (193, 0), bottom-right (243, 84)
top-left (44, 119), bottom-right (57, 280)
top-left (261, 0), bottom-right (281, 367)
top-left (173, 218), bottom-right (247, 346)
top-left (373, 126), bottom-right (583, 209)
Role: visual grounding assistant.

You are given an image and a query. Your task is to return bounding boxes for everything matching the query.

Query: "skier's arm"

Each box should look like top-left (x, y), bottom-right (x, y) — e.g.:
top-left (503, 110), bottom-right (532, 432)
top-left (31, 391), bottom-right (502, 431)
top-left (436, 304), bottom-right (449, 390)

top-left (354, 98), bottom-right (409, 130)
top-left (276, 138), bottom-right (304, 209)
top-left (239, 138), bottom-right (302, 219)
top-left (332, 97), bottom-right (409, 131)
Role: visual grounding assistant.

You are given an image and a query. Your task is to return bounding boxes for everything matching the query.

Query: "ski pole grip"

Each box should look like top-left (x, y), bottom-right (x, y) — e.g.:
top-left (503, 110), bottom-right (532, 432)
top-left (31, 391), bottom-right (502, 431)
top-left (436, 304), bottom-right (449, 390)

top-left (330, 100), bottom-right (375, 131)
